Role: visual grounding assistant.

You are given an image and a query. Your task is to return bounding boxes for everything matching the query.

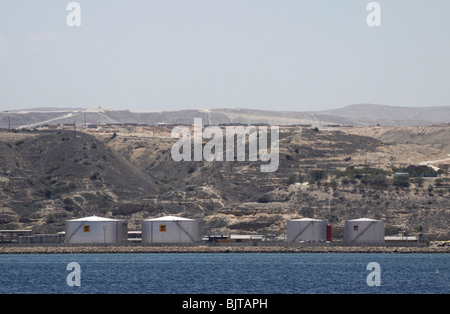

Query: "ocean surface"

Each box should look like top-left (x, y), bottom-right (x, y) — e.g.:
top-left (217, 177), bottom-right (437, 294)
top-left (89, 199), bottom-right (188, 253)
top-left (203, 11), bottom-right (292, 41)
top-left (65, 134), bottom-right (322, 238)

top-left (0, 253), bottom-right (448, 294)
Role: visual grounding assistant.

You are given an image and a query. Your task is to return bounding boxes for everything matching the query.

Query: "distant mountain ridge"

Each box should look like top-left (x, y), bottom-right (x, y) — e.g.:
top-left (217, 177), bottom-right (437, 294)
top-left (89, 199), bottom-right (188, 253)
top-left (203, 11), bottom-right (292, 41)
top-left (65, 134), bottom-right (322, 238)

top-left (2, 104), bottom-right (450, 129)
top-left (321, 104), bottom-right (450, 126)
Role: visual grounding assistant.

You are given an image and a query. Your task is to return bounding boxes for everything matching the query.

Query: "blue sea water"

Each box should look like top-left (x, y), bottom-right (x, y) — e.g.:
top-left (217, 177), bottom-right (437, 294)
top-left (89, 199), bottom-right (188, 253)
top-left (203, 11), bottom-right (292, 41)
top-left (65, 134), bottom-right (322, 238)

top-left (0, 253), bottom-right (448, 294)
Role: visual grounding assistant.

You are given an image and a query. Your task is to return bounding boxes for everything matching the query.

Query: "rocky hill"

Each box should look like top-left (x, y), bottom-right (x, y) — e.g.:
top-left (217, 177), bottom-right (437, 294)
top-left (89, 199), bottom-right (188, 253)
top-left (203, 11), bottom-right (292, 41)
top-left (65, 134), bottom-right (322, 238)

top-left (0, 125), bottom-right (448, 240)
top-left (0, 130), bottom-right (159, 234)
top-left (323, 104), bottom-right (450, 126)
top-left (3, 104), bottom-right (450, 129)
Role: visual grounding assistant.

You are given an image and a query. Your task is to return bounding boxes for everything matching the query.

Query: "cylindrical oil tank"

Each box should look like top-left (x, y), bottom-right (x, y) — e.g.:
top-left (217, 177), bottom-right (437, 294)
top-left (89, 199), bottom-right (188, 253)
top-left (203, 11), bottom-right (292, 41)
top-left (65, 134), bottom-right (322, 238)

top-left (286, 218), bottom-right (327, 242)
top-left (344, 218), bottom-right (385, 244)
top-left (65, 216), bottom-right (128, 244)
top-left (141, 216), bottom-right (202, 244)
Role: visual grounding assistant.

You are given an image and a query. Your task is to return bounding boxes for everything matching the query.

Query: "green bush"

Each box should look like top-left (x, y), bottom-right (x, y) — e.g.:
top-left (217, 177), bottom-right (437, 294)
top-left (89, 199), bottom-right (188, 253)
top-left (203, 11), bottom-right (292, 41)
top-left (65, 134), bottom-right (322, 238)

top-left (393, 175), bottom-right (410, 187)
top-left (309, 170), bottom-right (327, 184)
top-left (286, 175), bottom-right (297, 185)
top-left (404, 165), bottom-right (437, 177)
top-left (46, 213), bottom-right (56, 223)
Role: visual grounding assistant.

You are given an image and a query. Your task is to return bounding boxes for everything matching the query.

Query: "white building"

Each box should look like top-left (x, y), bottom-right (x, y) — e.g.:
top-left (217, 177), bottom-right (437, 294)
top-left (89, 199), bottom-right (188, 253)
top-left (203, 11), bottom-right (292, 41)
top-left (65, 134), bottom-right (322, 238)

top-left (286, 218), bottom-right (327, 242)
top-left (344, 218), bottom-right (385, 244)
top-left (141, 216), bottom-right (201, 244)
top-left (65, 216), bottom-right (128, 244)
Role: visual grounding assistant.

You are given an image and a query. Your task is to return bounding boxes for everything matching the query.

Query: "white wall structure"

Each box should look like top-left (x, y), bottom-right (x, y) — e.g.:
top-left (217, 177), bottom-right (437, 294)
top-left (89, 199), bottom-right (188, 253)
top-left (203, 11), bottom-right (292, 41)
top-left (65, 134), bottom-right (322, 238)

top-left (286, 218), bottom-right (327, 242)
top-left (65, 216), bottom-right (128, 244)
top-left (344, 218), bottom-right (385, 244)
top-left (141, 216), bottom-right (201, 244)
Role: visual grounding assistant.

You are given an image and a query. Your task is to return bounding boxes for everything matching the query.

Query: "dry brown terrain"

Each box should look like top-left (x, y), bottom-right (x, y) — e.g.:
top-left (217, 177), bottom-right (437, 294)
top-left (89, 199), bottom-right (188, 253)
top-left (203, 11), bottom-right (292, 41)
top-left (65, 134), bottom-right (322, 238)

top-left (0, 123), bottom-right (449, 241)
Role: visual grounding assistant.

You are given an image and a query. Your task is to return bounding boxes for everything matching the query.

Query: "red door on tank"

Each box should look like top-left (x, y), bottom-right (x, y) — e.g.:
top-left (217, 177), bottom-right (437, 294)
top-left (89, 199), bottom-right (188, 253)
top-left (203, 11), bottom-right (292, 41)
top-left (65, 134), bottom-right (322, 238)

top-left (326, 224), bottom-right (332, 242)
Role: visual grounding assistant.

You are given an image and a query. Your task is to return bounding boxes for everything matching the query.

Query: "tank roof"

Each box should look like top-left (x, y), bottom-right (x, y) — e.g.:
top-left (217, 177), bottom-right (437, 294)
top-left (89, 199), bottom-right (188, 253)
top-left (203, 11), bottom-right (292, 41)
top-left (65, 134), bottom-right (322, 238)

top-left (347, 218), bottom-right (382, 222)
top-left (66, 215), bottom-right (123, 222)
top-left (144, 215), bottom-right (196, 222)
top-left (289, 218), bottom-right (324, 222)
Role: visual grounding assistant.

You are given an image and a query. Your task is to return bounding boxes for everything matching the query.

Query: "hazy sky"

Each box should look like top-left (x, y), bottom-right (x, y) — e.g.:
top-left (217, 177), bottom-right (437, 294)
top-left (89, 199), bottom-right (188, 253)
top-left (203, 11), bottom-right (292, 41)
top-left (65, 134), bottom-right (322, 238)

top-left (0, 0), bottom-right (449, 112)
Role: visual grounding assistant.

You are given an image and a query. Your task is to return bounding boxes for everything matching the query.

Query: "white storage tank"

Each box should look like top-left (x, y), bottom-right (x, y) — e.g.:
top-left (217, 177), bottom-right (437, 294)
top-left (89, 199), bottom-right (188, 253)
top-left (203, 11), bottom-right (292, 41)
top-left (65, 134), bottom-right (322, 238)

top-left (344, 218), bottom-right (385, 244)
top-left (65, 216), bottom-right (128, 244)
top-left (286, 218), bottom-right (327, 242)
top-left (141, 216), bottom-right (201, 244)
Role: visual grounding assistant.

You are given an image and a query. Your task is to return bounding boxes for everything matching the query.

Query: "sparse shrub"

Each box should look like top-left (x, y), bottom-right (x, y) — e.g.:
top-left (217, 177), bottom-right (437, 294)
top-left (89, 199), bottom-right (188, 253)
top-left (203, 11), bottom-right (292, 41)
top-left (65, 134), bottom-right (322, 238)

top-left (329, 179), bottom-right (337, 190)
top-left (415, 176), bottom-right (424, 187)
top-left (63, 198), bottom-right (74, 211)
top-left (46, 213), bottom-right (56, 223)
top-left (63, 198), bottom-right (74, 205)
top-left (46, 165), bottom-right (60, 174)
top-left (67, 182), bottom-right (77, 191)
top-left (309, 170), bottom-right (327, 184)
top-left (257, 194), bottom-right (270, 203)
top-left (399, 165), bottom-right (437, 177)
top-left (365, 174), bottom-right (388, 189)
top-left (297, 174), bottom-right (305, 183)
top-left (286, 175), bottom-right (297, 185)
top-left (44, 189), bottom-right (52, 199)
top-left (393, 175), bottom-right (410, 187)
top-left (435, 178), bottom-right (450, 187)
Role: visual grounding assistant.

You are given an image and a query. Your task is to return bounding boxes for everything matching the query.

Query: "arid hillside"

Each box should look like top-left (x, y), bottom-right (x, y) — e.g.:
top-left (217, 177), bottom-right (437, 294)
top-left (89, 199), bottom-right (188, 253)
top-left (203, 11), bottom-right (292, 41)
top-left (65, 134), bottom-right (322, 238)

top-left (100, 125), bottom-right (449, 240)
top-left (4, 104), bottom-right (450, 129)
top-left (0, 125), bottom-right (449, 240)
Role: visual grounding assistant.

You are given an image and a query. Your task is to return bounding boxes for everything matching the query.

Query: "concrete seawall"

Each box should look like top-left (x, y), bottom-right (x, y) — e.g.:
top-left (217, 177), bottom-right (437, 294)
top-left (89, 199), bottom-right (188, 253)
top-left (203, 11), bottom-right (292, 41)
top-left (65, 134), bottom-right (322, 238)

top-left (1, 245), bottom-right (449, 254)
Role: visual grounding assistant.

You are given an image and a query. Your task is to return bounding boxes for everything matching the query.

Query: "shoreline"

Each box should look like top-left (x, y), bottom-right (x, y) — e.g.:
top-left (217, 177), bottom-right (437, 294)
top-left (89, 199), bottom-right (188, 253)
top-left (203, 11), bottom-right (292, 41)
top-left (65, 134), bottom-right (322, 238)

top-left (1, 245), bottom-right (449, 254)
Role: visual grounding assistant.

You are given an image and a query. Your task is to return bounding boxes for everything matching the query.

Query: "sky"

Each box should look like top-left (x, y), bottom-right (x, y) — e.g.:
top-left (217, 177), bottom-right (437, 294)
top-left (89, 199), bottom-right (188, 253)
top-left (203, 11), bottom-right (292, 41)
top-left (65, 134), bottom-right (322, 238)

top-left (0, 0), bottom-right (449, 112)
